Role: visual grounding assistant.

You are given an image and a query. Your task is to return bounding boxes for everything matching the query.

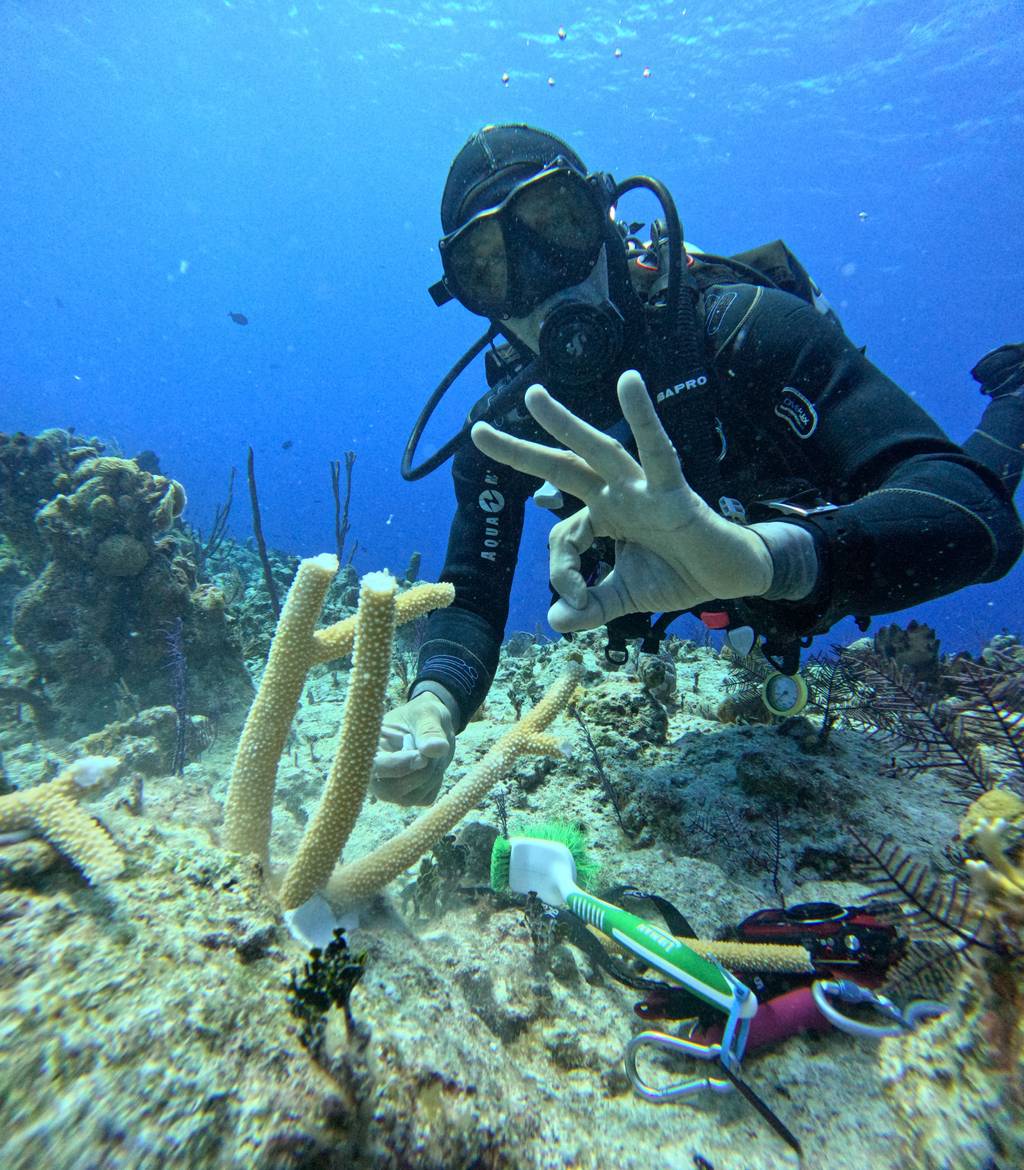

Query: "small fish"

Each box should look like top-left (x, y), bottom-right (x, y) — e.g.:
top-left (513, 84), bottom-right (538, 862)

top-left (281, 440), bottom-right (293, 450)
top-left (228, 311), bottom-right (249, 325)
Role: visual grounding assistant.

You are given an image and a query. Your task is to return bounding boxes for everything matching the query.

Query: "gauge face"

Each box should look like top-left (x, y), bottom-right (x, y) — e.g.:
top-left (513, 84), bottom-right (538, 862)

top-left (761, 671), bottom-right (809, 716)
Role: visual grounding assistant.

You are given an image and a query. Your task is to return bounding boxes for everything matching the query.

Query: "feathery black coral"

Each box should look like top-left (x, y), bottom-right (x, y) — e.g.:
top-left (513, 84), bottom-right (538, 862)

top-left (945, 651), bottom-right (1024, 791)
top-left (850, 829), bottom-right (989, 953)
top-left (838, 646), bottom-right (1024, 797)
top-left (849, 827), bottom-right (996, 1001)
top-left (804, 650), bottom-right (877, 745)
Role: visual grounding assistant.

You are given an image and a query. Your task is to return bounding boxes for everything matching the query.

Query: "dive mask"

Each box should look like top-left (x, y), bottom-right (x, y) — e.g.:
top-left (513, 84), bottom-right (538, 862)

top-left (437, 162), bottom-right (608, 320)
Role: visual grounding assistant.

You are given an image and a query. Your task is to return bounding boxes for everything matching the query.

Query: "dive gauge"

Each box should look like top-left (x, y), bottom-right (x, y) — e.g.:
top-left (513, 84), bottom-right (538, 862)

top-left (761, 671), bottom-right (809, 717)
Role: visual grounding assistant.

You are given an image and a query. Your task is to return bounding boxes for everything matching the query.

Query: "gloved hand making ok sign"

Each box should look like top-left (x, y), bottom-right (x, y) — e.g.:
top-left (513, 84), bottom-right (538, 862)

top-left (471, 369), bottom-right (808, 634)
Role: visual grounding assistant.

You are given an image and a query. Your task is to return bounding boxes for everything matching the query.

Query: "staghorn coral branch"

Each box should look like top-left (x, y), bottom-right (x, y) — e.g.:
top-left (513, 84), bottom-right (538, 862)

top-left (223, 556), bottom-right (454, 868)
top-left (0, 757), bottom-right (123, 883)
top-left (226, 554), bottom-right (583, 912)
top-left (325, 665), bottom-right (582, 906)
top-left (309, 584), bottom-right (454, 665)
top-left (278, 571), bottom-right (397, 909)
top-left (224, 555), bottom-right (338, 864)
top-left (675, 938), bottom-right (813, 974)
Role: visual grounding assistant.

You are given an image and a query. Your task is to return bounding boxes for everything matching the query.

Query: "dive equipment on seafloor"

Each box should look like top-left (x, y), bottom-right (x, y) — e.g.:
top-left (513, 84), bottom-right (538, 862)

top-left (576, 885), bottom-right (943, 1149)
top-left (731, 902), bottom-right (904, 985)
top-left (492, 829), bottom-right (947, 1158)
top-left (489, 824), bottom-right (793, 1150)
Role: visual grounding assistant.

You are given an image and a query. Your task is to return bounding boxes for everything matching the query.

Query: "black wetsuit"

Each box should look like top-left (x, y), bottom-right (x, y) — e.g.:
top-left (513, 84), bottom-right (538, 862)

top-left (414, 281), bottom-right (1024, 729)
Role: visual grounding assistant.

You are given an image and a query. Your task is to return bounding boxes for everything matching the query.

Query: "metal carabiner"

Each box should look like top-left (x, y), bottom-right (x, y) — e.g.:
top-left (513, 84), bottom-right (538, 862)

top-left (623, 1027), bottom-right (734, 1102)
top-left (811, 979), bottom-right (948, 1038)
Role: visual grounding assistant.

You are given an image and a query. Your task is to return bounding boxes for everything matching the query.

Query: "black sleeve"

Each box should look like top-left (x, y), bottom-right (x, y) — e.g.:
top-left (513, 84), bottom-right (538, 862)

top-left (714, 286), bottom-right (1023, 633)
top-left (413, 437), bottom-right (535, 730)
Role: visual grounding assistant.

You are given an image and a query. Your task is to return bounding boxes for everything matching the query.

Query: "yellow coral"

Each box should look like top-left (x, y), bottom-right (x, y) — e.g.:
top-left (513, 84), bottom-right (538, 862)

top-left (326, 663), bottom-right (582, 906)
top-left (278, 571), bottom-right (397, 908)
top-left (223, 556), bottom-right (456, 886)
top-left (960, 789), bottom-right (1024, 919)
top-left (224, 555), bottom-right (339, 865)
top-left (678, 938), bottom-right (814, 974)
top-left (965, 817), bottom-right (1024, 911)
top-left (0, 757), bottom-right (123, 883)
top-left (226, 553), bottom-right (582, 911)
top-left (960, 787), bottom-right (1024, 841)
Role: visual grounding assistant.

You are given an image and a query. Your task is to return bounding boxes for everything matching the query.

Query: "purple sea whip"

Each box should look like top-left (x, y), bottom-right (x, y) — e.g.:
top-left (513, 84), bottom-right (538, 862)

top-left (167, 617), bottom-right (188, 776)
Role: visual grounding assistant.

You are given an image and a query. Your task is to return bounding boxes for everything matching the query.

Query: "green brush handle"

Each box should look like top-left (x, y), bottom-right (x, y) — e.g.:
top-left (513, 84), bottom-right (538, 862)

top-left (565, 889), bottom-right (740, 1015)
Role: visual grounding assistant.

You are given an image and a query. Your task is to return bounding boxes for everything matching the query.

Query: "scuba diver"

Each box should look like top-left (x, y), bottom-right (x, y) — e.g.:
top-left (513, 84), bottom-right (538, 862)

top-left (373, 123), bottom-right (1024, 807)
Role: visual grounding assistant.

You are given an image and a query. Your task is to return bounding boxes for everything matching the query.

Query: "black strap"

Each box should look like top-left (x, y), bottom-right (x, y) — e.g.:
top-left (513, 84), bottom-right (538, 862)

top-left (642, 264), bottom-right (726, 511)
top-left (555, 907), bottom-right (667, 992)
top-left (600, 884), bottom-right (697, 937)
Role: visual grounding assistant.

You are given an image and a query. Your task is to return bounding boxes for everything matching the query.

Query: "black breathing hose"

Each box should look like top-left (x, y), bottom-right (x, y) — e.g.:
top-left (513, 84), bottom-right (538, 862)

top-left (612, 174), bottom-right (685, 322)
top-left (612, 174), bottom-right (708, 384)
top-left (400, 323), bottom-right (500, 481)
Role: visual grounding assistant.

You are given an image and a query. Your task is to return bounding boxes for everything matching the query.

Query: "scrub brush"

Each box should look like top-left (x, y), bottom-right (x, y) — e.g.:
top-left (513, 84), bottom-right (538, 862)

top-left (491, 822), bottom-right (756, 1018)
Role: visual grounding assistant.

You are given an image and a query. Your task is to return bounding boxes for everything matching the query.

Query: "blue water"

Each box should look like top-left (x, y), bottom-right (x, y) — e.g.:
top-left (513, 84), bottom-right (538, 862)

top-left (3, 0), bottom-right (1023, 651)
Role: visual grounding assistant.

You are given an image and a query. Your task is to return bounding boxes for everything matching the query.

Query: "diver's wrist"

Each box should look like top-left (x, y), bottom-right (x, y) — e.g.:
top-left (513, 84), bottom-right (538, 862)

top-left (409, 681), bottom-right (461, 724)
top-left (750, 522), bottom-right (819, 601)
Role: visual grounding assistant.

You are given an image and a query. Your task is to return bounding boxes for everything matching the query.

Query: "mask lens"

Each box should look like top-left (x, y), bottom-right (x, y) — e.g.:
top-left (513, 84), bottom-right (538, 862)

top-left (513, 171), bottom-right (603, 255)
top-left (439, 166), bottom-right (605, 318)
top-left (444, 216), bottom-right (509, 315)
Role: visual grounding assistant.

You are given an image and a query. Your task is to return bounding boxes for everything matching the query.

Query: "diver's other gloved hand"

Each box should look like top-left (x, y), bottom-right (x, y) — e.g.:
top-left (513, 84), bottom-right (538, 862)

top-left (972, 343), bottom-right (1024, 399)
top-left (371, 688), bottom-right (456, 806)
top-left (471, 370), bottom-right (777, 634)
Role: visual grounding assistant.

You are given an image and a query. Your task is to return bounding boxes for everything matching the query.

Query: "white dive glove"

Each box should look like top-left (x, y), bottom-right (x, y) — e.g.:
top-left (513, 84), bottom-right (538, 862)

top-left (371, 687), bottom-right (456, 807)
top-left (471, 369), bottom-right (815, 634)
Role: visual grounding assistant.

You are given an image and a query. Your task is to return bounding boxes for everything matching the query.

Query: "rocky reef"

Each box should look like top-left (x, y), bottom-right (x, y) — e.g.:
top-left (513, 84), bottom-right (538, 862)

top-left (1, 535), bottom-right (1022, 1170)
top-left (0, 429), bottom-right (251, 736)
